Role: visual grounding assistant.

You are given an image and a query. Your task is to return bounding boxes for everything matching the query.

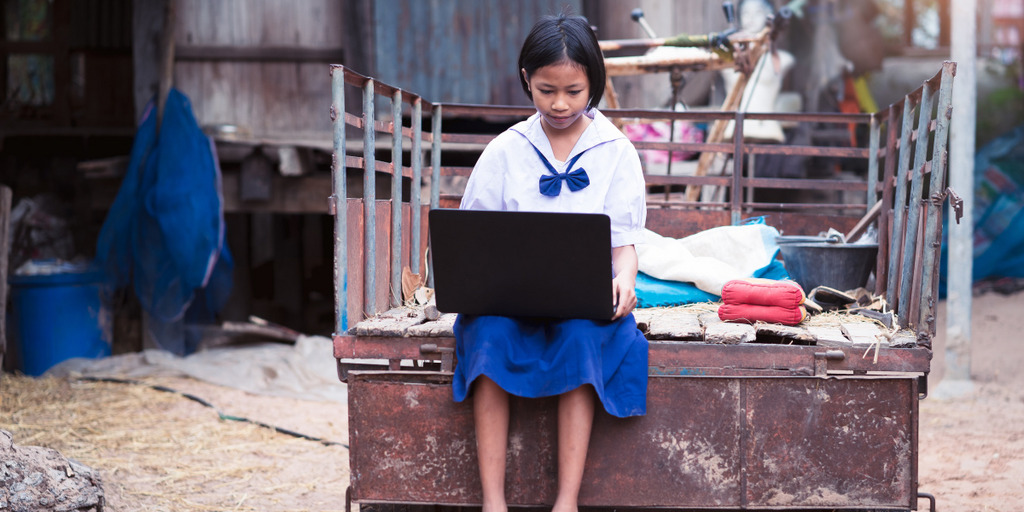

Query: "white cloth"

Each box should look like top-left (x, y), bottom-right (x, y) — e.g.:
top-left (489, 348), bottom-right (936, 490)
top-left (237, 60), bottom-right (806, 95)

top-left (635, 223), bottom-right (782, 295)
top-left (47, 336), bottom-right (349, 403)
top-left (460, 109), bottom-right (647, 248)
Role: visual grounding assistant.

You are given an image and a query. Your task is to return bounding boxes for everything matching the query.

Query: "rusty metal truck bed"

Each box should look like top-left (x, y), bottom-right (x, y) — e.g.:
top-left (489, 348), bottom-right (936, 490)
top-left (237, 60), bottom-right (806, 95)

top-left (328, 62), bottom-right (956, 511)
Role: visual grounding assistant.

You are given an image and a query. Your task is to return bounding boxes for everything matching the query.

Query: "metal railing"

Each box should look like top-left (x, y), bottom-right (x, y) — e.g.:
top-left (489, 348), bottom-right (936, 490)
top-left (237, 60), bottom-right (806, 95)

top-left (329, 62), bottom-right (957, 339)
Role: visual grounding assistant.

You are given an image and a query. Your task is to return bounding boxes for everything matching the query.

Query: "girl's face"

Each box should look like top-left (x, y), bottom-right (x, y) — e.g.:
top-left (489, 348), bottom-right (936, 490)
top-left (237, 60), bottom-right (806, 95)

top-left (522, 60), bottom-right (591, 134)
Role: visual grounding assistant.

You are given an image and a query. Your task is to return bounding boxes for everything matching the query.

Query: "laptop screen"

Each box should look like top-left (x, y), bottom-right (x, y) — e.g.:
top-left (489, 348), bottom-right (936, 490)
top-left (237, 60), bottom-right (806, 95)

top-left (428, 209), bottom-right (615, 320)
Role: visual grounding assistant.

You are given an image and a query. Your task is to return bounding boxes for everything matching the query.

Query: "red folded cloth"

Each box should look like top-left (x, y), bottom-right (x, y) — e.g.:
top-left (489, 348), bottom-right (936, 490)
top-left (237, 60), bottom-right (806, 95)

top-left (720, 278), bottom-right (805, 308)
top-left (718, 302), bottom-right (808, 325)
top-left (718, 278), bottom-right (807, 326)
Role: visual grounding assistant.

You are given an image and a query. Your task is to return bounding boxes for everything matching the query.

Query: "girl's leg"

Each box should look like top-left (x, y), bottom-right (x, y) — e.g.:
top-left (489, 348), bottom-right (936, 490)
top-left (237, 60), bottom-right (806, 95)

top-left (473, 375), bottom-right (510, 512)
top-left (553, 385), bottom-right (595, 512)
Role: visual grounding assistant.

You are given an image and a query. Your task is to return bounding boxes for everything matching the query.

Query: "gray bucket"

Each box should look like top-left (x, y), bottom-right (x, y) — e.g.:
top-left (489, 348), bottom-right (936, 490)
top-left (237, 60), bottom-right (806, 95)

top-left (778, 243), bottom-right (879, 292)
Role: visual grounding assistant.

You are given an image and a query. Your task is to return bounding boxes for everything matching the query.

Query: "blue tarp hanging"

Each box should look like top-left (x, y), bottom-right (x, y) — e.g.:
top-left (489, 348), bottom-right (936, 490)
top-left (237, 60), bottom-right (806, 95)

top-left (940, 123), bottom-right (1024, 294)
top-left (96, 88), bottom-right (233, 355)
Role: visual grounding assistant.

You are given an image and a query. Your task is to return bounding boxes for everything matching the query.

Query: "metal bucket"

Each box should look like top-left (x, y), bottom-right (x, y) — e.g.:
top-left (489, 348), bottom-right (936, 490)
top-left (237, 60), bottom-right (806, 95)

top-left (778, 243), bottom-right (879, 292)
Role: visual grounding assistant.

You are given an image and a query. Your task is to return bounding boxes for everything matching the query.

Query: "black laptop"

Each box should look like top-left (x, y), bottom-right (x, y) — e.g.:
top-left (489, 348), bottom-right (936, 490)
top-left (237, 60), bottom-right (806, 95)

top-left (428, 209), bottom-right (615, 320)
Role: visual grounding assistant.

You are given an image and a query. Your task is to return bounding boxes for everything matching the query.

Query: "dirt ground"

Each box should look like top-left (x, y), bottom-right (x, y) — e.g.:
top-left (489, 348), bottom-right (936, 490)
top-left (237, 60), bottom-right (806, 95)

top-left (2, 289), bottom-right (1023, 512)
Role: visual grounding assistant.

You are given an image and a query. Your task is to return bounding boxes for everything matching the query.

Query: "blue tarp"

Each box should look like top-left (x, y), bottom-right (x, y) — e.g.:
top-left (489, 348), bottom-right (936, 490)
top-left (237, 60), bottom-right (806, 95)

top-left (95, 89), bottom-right (233, 355)
top-left (940, 123), bottom-right (1024, 293)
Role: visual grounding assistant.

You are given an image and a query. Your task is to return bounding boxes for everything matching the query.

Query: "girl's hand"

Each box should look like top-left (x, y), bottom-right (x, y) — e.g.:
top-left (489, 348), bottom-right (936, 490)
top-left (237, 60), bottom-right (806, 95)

top-left (611, 272), bottom-right (637, 320)
top-left (610, 245), bottom-right (639, 320)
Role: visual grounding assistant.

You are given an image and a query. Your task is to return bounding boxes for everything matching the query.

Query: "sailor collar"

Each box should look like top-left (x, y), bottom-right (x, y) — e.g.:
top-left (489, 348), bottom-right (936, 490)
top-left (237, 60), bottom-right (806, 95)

top-left (509, 109), bottom-right (626, 164)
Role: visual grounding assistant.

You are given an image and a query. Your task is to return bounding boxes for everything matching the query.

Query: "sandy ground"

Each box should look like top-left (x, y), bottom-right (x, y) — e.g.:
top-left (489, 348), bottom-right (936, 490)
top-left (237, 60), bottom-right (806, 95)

top-left (917, 288), bottom-right (1024, 511)
top-left (2, 289), bottom-right (1023, 511)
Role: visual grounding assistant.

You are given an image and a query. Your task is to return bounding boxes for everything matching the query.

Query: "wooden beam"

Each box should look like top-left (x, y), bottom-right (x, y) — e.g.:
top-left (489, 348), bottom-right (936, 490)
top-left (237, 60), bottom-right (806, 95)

top-left (0, 185), bottom-right (11, 370)
top-left (155, 0), bottom-right (175, 130)
top-left (221, 172), bottom-right (332, 214)
top-left (174, 45), bottom-right (345, 63)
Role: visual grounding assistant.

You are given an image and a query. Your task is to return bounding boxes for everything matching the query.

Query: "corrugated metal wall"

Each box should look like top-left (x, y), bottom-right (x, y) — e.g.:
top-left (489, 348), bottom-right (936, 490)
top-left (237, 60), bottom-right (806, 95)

top-left (170, 0), bottom-right (345, 137)
top-left (372, 0), bottom-right (582, 105)
top-left (369, 0), bottom-right (731, 108)
top-left (162, 1), bottom-right (737, 131)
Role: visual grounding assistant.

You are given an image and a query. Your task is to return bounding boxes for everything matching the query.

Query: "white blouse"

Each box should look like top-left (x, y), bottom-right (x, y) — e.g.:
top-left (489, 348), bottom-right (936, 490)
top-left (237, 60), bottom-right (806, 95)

top-left (460, 109), bottom-right (647, 248)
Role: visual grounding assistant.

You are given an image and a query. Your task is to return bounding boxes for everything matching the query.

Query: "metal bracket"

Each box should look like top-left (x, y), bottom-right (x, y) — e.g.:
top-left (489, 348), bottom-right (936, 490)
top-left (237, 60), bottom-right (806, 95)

top-left (336, 358), bottom-right (347, 383)
top-left (328, 194), bottom-right (338, 215)
top-left (932, 186), bottom-right (963, 223)
top-left (420, 343), bottom-right (455, 373)
top-left (812, 349), bottom-right (845, 376)
top-left (918, 491), bottom-right (937, 512)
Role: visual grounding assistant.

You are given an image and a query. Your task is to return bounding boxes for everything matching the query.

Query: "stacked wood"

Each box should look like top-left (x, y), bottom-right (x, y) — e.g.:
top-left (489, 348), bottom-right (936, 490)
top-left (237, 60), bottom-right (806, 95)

top-left (343, 305), bottom-right (921, 353)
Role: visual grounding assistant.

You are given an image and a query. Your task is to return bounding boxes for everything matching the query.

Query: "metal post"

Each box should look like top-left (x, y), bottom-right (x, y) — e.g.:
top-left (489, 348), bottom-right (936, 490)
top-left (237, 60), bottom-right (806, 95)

top-left (945, 0), bottom-right (977, 389)
top-left (886, 97), bottom-right (916, 310)
top-left (330, 66), bottom-right (347, 333)
top-left (411, 98), bottom-right (423, 279)
top-left (867, 114), bottom-right (881, 206)
top-left (431, 104), bottom-right (442, 209)
top-left (363, 80), bottom-right (377, 317)
top-left (390, 89), bottom-right (403, 308)
top-left (428, 104), bottom-right (442, 288)
top-left (746, 152), bottom-right (755, 206)
top-left (898, 82), bottom-right (934, 326)
top-left (731, 112), bottom-right (744, 226)
top-left (875, 106), bottom-right (901, 298)
top-left (919, 63), bottom-right (957, 338)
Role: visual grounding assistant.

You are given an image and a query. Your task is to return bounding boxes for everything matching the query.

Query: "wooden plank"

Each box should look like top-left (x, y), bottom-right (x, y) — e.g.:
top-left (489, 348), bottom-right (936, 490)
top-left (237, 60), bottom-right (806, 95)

top-left (406, 313), bottom-right (457, 338)
top-left (841, 322), bottom-right (888, 347)
top-left (890, 332), bottom-right (919, 349)
top-left (0, 185), bottom-right (10, 370)
top-left (350, 306), bottom-right (427, 337)
top-left (642, 309), bottom-right (703, 340)
top-left (701, 312), bottom-right (755, 344)
top-left (806, 325), bottom-right (850, 348)
top-left (754, 323), bottom-right (815, 344)
top-left (705, 322), bottom-right (757, 345)
top-left (632, 309), bottom-right (658, 334)
top-left (175, 45), bottom-right (345, 62)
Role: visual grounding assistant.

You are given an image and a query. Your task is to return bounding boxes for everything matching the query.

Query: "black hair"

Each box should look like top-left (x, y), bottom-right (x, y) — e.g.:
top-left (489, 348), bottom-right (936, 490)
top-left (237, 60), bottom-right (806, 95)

top-left (517, 13), bottom-right (606, 110)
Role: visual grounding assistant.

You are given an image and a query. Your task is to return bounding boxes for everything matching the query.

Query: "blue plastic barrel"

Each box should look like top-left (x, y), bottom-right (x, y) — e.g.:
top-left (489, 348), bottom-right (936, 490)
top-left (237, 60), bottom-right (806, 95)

top-left (8, 266), bottom-right (111, 376)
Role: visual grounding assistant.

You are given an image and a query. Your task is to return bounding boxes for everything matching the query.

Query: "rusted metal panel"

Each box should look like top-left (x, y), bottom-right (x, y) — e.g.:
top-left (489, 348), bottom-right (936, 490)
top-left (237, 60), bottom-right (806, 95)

top-left (743, 377), bottom-right (916, 508)
top-left (372, 0), bottom-right (581, 105)
top-left (348, 372), bottom-right (743, 507)
top-left (348, 371), bottom-right (917, 509)
top-left (644, 209), bottom-right (862, 240)
top-left (345, 201), bottom-right (429, 324)
top-left (647, 343), bottom-right (931, 375)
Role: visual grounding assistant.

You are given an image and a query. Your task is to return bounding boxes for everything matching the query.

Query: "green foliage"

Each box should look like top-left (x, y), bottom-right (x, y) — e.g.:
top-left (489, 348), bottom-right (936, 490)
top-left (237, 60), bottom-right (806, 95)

top-left (978, 85), bottom-right (1024, 148)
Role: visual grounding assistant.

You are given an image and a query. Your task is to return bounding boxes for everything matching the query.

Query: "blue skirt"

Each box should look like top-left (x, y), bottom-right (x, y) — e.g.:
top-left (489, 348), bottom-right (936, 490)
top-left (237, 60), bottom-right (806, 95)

top-left (452, 313), bottom-right (648, 418)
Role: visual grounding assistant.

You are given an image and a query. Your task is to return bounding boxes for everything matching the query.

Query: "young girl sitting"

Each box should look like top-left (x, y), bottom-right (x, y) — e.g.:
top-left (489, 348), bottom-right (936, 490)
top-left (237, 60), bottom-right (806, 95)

top-left (453, 12), bottom-right (649, 512)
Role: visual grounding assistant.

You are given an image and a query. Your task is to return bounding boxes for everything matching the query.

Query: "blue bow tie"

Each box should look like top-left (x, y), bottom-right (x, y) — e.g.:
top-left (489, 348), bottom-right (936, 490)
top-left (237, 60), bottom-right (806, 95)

top-left (531, 145), bottom-right (590, 197)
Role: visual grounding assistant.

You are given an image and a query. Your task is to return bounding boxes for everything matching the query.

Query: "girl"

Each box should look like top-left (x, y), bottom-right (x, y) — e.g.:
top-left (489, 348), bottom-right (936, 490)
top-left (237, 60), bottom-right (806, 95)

top-left (454, 13), bottom-right (648, 512)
